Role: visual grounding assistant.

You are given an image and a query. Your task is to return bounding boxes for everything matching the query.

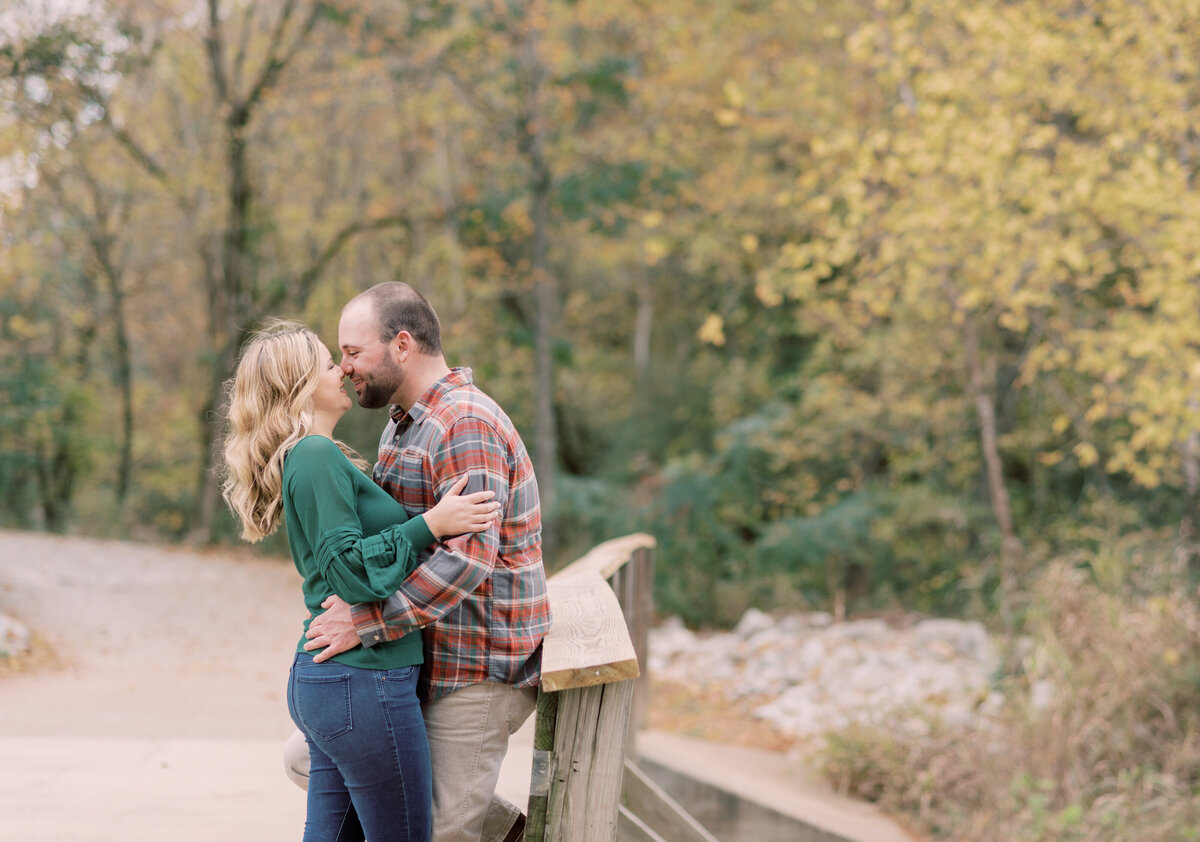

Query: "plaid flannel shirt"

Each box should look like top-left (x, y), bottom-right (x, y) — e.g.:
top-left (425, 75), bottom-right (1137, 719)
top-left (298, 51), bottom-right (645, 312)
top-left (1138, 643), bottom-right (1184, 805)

top-left (350, 367), bottom-right (551, 701)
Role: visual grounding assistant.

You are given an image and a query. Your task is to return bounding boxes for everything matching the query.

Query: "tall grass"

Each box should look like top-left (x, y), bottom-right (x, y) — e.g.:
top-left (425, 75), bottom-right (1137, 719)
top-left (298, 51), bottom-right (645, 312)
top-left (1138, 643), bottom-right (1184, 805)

top-left (820, 551), bottom-right (1200, 841)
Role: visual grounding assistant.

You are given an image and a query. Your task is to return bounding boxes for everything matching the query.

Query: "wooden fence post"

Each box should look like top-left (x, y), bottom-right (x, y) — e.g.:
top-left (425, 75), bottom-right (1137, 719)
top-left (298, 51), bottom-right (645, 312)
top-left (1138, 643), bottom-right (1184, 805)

top-left (544, 679), bottom-right (636, 841)
top-left (613, 544), bottom-right (654, 741)
top-left (525, 534), bottom-right (653, 842)
top-left (524, 690), bottom-right (558, 842)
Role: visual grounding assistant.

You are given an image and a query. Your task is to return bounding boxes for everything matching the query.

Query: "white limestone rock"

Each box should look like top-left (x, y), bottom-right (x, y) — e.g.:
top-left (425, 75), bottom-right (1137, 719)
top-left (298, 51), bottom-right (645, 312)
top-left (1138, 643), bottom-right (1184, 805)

top-left (649, 608), bottom-right (999, 740)
top-left (0, 612), bottom-right (31, 657)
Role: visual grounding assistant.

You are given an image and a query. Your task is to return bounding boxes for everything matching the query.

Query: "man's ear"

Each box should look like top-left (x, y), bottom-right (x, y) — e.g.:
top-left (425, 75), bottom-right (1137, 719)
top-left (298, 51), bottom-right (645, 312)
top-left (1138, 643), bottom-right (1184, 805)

top-left (392, 330), bottom-right (414, 363)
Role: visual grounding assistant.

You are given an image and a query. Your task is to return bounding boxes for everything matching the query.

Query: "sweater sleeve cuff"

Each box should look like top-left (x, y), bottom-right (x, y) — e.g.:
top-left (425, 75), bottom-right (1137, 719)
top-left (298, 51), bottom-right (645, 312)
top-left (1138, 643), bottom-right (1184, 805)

top-left (358, 529), bottom-right (411, 597)
top-left (397, 514), bottom-right (435, 553)
top-left (360, 516), bottom-right (435, 570)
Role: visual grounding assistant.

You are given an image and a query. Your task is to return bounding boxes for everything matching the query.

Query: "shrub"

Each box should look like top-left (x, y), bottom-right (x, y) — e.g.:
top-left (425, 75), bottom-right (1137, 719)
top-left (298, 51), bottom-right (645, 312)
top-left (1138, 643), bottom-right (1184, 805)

top-left (820, 551), bottom-right (1200, 841)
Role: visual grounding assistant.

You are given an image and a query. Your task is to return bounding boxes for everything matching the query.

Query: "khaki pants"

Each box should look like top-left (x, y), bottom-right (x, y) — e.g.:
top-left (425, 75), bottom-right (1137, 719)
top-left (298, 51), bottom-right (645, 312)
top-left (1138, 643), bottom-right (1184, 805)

top-left (285, 681), bottom-right (537, 842)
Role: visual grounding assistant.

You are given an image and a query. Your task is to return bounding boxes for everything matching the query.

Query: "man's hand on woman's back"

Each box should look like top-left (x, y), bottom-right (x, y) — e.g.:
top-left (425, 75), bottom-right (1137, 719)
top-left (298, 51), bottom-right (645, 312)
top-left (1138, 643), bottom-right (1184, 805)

top-left (304, 594), bottom-right (361, 663)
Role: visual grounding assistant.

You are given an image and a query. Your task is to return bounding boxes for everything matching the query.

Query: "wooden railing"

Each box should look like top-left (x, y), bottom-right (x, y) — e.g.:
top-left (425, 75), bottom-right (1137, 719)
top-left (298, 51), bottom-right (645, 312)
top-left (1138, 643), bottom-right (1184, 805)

top-left (524, 534), bottom-right (718, 842)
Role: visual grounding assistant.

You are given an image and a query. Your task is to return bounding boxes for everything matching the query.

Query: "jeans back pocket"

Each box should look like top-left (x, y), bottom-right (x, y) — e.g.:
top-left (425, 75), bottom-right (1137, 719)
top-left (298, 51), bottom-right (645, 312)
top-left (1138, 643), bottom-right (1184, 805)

top-left (294, 672), bottom-right (353, 740)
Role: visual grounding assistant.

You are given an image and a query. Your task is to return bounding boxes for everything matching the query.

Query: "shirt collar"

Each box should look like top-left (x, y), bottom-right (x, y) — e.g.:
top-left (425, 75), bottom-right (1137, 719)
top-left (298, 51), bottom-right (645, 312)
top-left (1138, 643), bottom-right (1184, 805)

top-left (389, 367), bottom-right (473, 425)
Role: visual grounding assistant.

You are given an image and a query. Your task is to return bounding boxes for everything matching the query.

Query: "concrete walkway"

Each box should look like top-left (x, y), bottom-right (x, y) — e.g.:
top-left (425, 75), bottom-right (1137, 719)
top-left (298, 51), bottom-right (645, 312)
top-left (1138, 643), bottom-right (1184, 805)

top-left (0, 725), bottom-right (913, 842)
top-left (0, 736), bottom-right (304, 840)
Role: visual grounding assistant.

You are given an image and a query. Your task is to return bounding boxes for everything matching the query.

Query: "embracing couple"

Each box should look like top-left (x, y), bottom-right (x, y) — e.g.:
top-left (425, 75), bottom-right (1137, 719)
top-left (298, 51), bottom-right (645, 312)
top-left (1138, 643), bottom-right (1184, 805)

top-left (221, 282), bottom-right (551, 842)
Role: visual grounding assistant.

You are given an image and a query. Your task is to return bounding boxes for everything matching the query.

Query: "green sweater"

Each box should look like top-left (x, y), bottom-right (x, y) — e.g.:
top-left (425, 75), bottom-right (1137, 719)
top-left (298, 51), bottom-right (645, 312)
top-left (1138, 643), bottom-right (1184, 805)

top-left (282, 435), bottom-right (430, 669)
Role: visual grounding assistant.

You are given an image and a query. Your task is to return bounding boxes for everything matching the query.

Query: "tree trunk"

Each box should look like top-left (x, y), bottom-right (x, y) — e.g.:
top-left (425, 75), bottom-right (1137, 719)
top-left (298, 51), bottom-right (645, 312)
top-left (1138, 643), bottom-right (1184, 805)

top-left (1182, 396), bottom-right (1200, 573)
top-left (633, 265), bottom-right (653, 414)
top-left (111, 281), bottom-right (134, 502)
top-left (516, 2), bottom-right (559, 558)
top-left (43, 166), bottom-right (137, 505)
top-left (189, 113), bottom-right (250, 540)
top-left (434, 117), bottom-right (468, 326)
top-left (89, 214), bottom-right (135, 504)
top-left (193, 338), bottom-right (241, 541)
top-left (960, 311), bottom-right (1023, 621)
top-left (192, 0), bottom-right (307, 540)
top-left (35, 296), bottom-right (97, 532)
top-left (530, 183), bottom-right (558, 556)
top-left (191, 111), bottom-right (253, 537)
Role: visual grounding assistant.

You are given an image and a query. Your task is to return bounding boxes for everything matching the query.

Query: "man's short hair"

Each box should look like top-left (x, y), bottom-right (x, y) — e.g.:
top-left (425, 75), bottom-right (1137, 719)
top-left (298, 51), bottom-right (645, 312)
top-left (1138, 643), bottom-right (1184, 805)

top-left (353, 282), bottom-right (442, 355)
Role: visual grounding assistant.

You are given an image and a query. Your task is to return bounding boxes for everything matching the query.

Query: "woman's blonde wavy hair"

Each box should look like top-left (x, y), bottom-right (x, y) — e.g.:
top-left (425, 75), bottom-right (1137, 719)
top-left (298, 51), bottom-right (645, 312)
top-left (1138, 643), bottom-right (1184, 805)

top-left (220, 320), bottom-right (366, 542)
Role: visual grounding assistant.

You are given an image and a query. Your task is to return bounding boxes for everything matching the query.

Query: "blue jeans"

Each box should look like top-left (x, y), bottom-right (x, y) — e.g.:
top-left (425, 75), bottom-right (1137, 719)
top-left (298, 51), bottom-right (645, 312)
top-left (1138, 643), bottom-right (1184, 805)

top-left (287, 653), bottom-right (432, 842)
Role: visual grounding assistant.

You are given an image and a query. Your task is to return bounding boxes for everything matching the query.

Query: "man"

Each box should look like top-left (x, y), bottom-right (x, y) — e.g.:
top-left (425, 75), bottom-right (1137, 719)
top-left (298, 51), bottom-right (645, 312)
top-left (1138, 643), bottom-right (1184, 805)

top-left (290, 282), bottom-right (552, 842)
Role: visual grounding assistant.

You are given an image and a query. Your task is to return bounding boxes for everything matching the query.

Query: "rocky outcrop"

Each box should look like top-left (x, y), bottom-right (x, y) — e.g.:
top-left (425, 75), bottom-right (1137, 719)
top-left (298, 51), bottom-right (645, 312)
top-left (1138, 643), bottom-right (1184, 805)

top-left (650, 609), bottom-right (1000, 742)
top-left (0, 612), bottom-right (31, 658)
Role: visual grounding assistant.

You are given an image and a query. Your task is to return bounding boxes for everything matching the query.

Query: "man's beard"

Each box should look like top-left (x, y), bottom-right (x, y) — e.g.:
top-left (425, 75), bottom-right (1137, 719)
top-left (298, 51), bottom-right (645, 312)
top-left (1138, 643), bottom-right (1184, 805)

top-left (357, 359), bottom-right (404, 409)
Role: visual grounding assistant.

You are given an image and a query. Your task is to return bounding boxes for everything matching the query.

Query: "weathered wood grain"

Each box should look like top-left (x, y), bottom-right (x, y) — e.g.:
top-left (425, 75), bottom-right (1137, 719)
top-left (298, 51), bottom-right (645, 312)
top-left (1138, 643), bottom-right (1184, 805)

top-left (540, 570), bottom-right (641, 692)
top-left (544, 679), bottom-right (636, 842)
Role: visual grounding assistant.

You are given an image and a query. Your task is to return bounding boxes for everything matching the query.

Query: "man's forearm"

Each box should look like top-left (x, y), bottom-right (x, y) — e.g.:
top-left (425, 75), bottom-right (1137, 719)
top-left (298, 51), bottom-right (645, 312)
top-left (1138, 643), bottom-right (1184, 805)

top-left (357, 538), bottom-right (493, 646)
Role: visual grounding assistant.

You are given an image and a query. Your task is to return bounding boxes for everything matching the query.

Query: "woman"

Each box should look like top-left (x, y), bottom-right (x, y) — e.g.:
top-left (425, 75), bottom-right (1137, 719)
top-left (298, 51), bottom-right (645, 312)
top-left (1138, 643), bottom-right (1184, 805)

top-left (221, 320), bottom-right (498, 842)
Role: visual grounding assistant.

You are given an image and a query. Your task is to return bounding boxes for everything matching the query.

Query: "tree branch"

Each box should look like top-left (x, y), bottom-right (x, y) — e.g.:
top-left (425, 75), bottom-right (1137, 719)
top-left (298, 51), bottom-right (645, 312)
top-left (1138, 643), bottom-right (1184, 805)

top-left (241, 0), bottom-right (320, 119)
top-left (206, 0), bottom-right (231, 105)
top-left (258, 213), bottom-right (413, 317)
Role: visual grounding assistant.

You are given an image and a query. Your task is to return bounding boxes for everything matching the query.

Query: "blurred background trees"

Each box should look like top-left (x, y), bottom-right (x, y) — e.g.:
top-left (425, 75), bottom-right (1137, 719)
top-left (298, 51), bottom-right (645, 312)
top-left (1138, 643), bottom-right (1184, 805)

top-left (6, 3), bottom-right (1200, 837)
top-left (3, 0), bottom-right (1200, 628)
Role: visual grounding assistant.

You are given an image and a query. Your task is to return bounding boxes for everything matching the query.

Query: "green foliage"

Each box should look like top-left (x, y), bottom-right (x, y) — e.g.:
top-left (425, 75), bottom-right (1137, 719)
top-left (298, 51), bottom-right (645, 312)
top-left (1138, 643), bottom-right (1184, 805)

top-left (547, 473), bottom-right (646, 571)
top-left (653, 453), bottom-right (756, 627)
top-left (555, 55), bottom-right (632, 128)
top-left (758, 490), bottom-right (929, 611)
top-left (555, 161), bottom-right (650, 230)
top-left (639, 398), bottom-right (1001, 625)
top-left (0, 288), bottom-right (97, 531)
top-left (754, 495), bottom-right (877, 611)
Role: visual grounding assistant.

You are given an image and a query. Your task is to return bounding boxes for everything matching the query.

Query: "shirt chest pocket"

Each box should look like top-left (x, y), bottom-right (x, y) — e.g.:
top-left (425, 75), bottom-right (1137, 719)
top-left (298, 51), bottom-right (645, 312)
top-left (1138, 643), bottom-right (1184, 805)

top-left (376, 445), bottom-right (433, 509)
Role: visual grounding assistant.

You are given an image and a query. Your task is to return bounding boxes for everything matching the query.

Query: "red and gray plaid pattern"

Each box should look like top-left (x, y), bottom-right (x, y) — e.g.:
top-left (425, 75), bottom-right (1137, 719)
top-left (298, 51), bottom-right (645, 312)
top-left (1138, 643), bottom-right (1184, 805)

top-left (351, 367), bottom-right (551, 701)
